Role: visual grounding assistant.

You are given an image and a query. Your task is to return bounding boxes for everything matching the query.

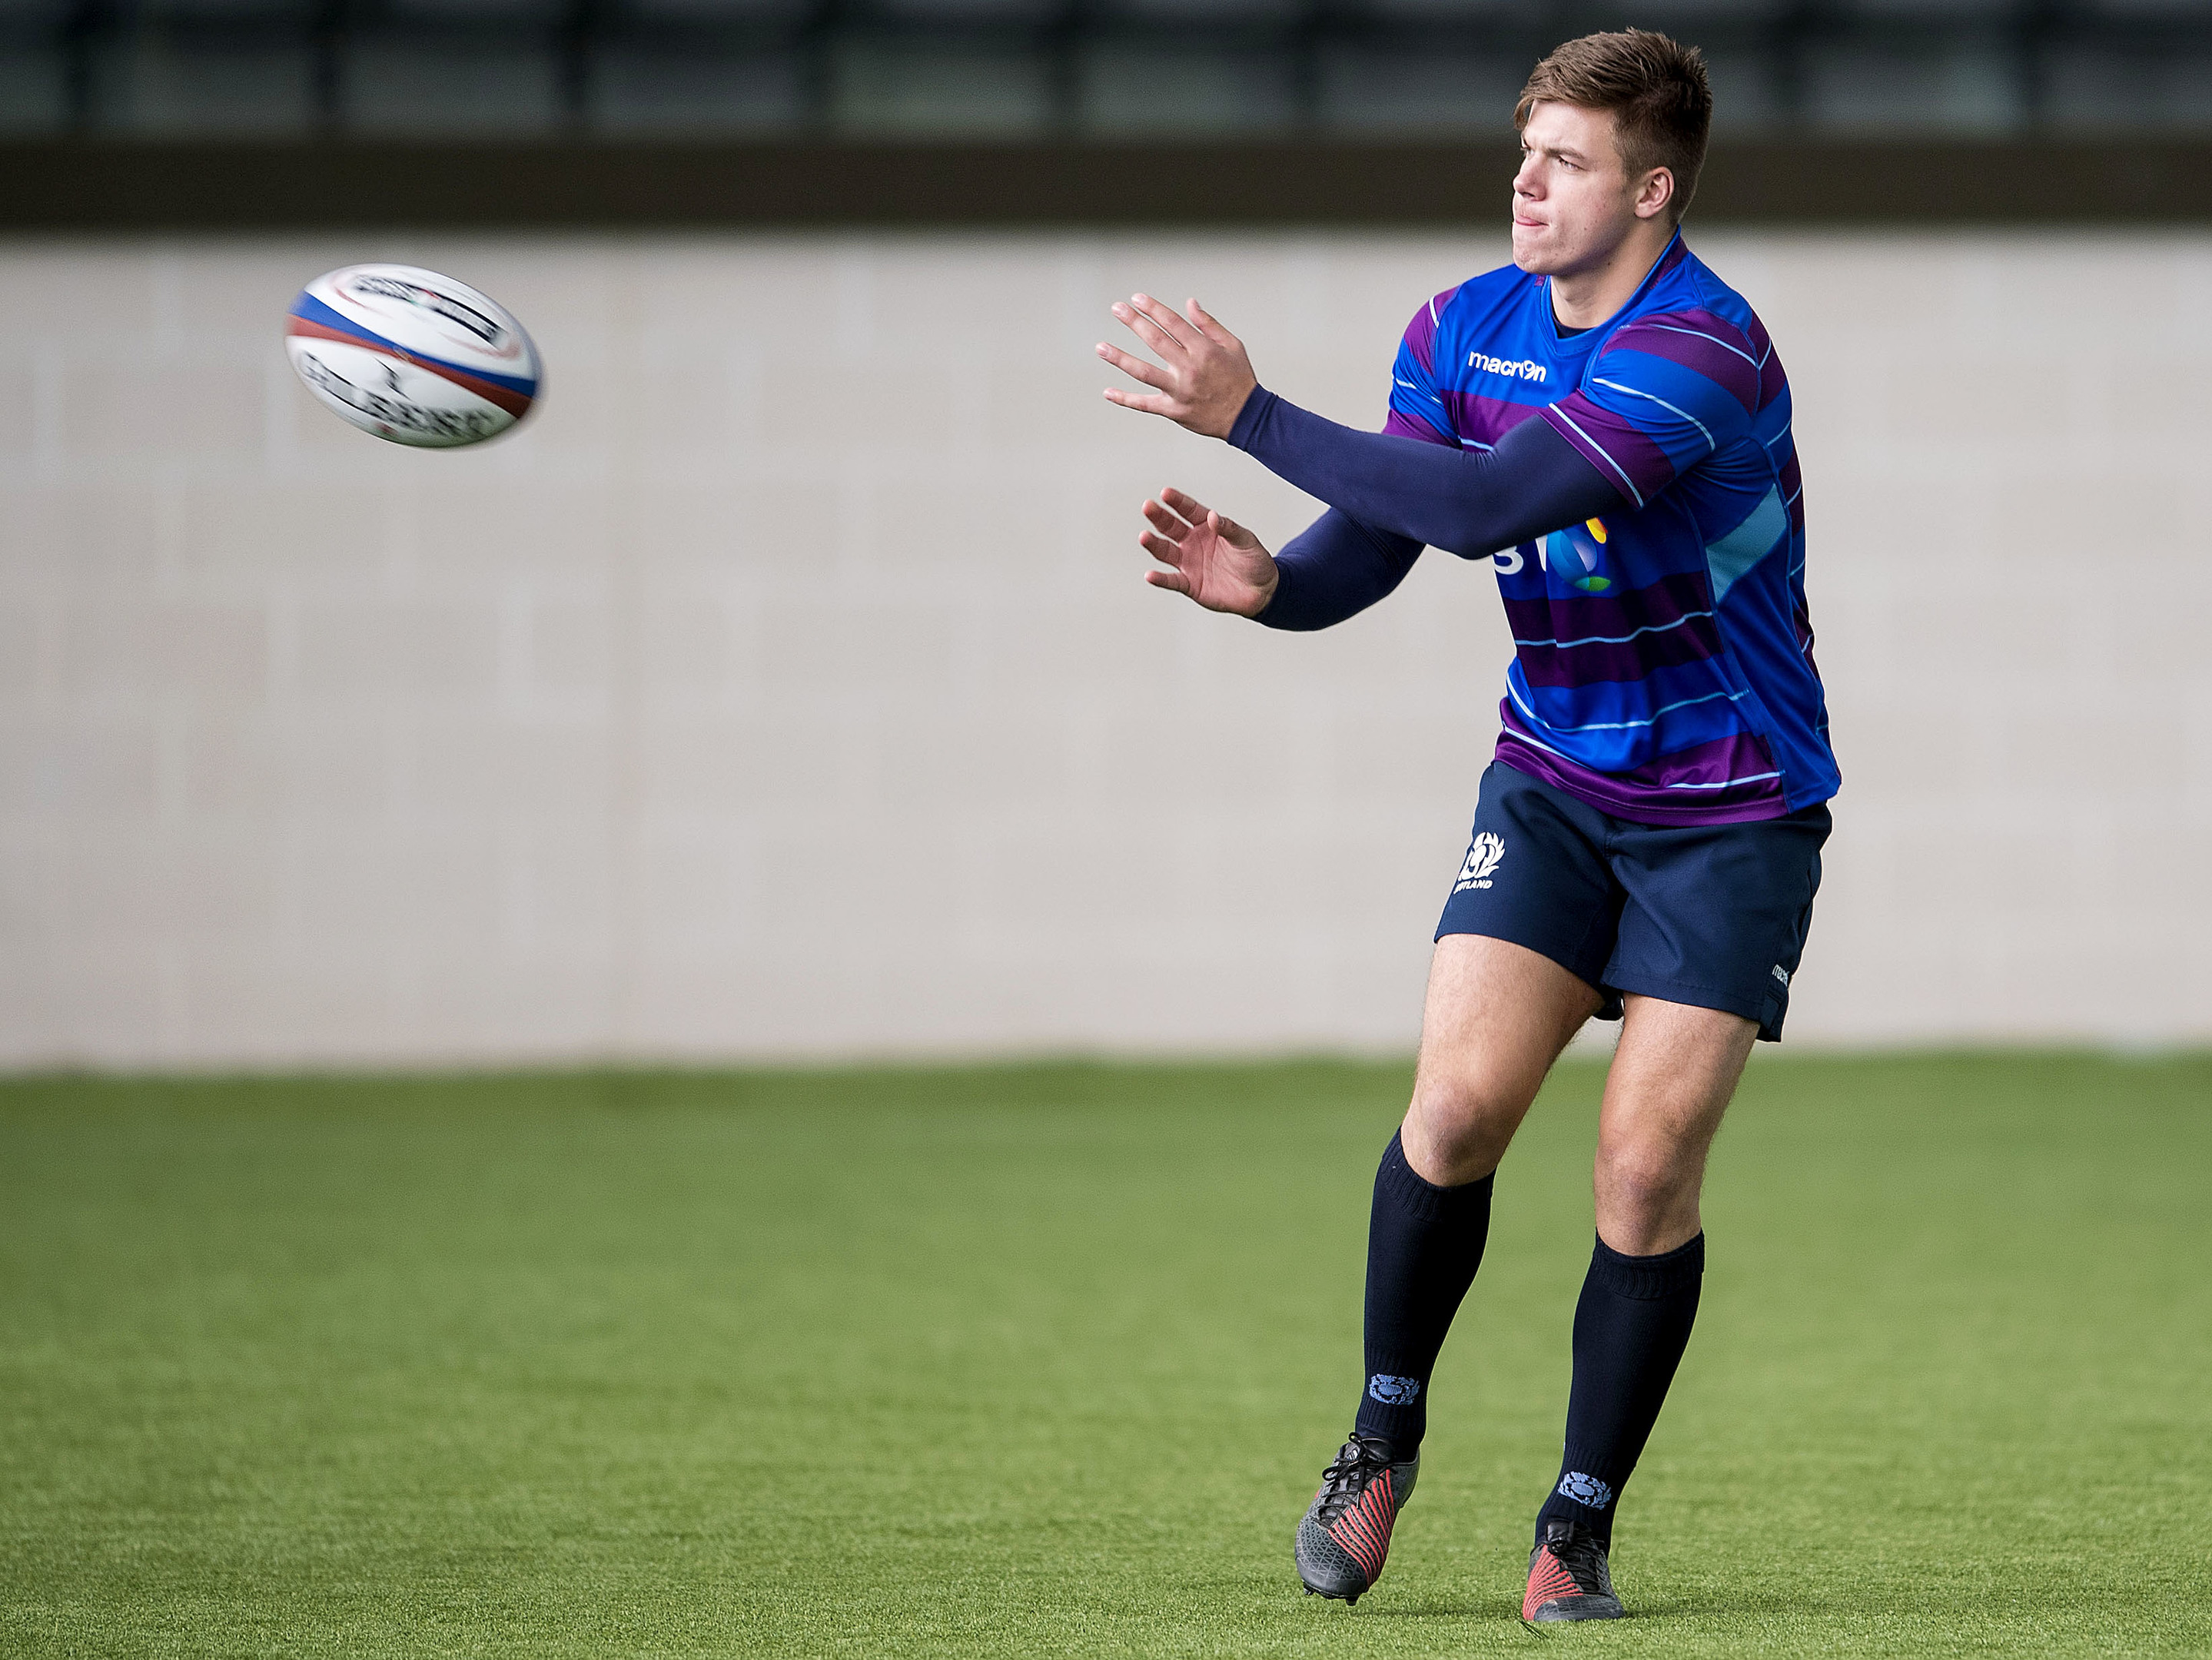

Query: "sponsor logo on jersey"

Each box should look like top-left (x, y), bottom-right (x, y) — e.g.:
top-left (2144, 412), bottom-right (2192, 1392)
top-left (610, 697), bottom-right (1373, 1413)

top-left (1492, 518), bottom-right (1608, 586)
top-left (1453, 832), bottom-right (1505, 893)
top-left (1547, 518), bottom-right (1613, 593)
top-left (1556, 1471), bottom-right (1615, 1508)
top-left (1367, 1374), bottom-right (1422, 1405)
top-left (1467, 350), bottom-right (1546, 382)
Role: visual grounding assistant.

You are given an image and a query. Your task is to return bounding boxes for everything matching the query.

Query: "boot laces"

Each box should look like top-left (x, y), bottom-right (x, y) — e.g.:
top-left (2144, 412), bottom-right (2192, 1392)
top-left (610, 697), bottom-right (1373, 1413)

top-left (1314, 1437), bottom-right (1391, 1526)
top-left (1544, 1522), bottom-right (1613, 1595)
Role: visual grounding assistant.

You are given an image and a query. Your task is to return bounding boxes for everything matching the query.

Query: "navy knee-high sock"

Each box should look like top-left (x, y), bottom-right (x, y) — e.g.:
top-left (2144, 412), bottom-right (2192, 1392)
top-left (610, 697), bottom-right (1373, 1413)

top-left (1535, 1232), bottom-right (1705, 1548)
top-left (1352, 1131), bottom-right (1493, 1453)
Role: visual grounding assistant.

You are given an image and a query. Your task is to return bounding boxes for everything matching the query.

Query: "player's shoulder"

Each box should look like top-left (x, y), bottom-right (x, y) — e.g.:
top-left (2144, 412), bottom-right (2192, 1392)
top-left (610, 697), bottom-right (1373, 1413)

top-left (1617, 241), bottom-right (1777, 360)
top-left (1599, 240), bottom-right (1782, 411)
top-left (1400, 263), bottom-right (1538, 360)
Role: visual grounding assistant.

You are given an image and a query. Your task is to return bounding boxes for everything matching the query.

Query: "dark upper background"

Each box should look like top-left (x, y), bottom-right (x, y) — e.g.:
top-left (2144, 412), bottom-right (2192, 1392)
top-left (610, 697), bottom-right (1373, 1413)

top-left (2, 0), bottom-right (2209, 223)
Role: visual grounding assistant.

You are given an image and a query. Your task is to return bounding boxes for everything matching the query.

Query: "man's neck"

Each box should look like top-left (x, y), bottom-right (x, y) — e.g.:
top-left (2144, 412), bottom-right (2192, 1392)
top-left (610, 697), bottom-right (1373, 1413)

top-left (1547, 223), bottom-right (1677, 332)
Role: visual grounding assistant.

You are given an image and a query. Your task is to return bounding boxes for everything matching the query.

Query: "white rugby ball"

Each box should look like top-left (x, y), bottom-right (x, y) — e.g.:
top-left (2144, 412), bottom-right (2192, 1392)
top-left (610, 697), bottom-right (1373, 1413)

top-left (285, 264), bottom-right (539, 448)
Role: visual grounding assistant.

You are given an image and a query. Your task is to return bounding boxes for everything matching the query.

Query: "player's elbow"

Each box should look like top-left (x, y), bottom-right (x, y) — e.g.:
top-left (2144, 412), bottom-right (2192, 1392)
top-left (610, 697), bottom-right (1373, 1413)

top-left (1422, 503), bottom-right (1520, 562)
top-left (1427, 523), bottom-right (1513, 563)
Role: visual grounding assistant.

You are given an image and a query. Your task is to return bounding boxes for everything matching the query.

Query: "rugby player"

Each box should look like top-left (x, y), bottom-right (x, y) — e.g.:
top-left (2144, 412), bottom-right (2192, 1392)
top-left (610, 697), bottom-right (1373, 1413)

top-left (1096, 29), bottom-right (1837, 1623)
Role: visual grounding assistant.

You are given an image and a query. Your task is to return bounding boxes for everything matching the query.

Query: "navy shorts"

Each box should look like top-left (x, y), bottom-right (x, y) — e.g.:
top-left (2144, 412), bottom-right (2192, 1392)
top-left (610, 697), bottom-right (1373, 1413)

top-left (1436, 762), bottom-right (1830, 1041)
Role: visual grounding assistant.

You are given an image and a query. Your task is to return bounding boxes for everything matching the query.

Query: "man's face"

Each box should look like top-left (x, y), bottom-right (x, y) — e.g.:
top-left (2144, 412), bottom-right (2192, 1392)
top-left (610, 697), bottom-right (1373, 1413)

top-left (1510, 101), bottom-right (1658, 277)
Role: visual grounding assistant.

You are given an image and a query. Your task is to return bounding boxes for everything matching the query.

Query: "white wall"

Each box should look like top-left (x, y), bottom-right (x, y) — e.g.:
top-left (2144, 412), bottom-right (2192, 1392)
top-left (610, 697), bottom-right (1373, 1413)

top-left (3, 228), bottom-right (2207, 1067)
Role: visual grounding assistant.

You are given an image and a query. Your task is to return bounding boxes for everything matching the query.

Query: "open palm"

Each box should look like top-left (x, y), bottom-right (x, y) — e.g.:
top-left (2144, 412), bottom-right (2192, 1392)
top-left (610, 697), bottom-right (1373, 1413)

top-left (1138, 487), bottom-right (1278, 618)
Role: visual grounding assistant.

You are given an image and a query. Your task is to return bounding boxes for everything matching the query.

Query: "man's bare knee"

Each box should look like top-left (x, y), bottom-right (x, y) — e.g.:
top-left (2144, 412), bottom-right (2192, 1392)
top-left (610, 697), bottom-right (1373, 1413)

top-left (1403, 1075), bottom-right (1529, 1187)
top-left (1400, 935), bottom-right (1600, 1188)
top-left (1593, 1137), bottom-right (1703, 1243)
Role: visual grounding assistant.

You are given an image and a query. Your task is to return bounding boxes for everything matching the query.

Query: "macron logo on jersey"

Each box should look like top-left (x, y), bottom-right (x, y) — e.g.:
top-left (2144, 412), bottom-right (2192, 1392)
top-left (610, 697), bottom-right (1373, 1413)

top-left (1468, 350), bottom-right (1546, 383)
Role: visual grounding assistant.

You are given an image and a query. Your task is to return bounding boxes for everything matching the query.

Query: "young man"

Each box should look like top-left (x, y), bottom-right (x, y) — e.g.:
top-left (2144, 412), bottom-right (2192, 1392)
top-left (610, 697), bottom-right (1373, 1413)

top-left (1095, 30), bottom-right (1835, 1623)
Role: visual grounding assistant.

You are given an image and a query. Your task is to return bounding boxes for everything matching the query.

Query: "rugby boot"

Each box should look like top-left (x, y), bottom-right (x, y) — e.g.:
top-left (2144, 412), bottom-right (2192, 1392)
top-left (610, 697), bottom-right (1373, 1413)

top-left (1523, 1518), bottom-right (1625, 1622)
top-left (1294, 1434), bottom-right (1419, 1604)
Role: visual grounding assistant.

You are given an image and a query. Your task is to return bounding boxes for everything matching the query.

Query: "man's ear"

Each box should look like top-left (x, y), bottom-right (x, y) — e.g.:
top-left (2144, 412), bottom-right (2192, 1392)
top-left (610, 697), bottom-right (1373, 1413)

top-left (1632, 167), bottom-right (1676, 222)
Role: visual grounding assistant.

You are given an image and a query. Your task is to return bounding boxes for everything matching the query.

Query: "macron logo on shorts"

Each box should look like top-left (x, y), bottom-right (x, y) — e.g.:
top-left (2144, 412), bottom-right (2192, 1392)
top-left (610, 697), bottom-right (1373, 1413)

top-left (1453, 832), bottom-right (1505, 894)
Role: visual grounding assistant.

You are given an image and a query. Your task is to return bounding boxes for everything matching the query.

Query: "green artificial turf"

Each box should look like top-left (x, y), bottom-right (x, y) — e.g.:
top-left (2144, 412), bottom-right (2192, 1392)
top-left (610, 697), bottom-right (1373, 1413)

top-left (2, 1053), bottom-right (2207, 1657)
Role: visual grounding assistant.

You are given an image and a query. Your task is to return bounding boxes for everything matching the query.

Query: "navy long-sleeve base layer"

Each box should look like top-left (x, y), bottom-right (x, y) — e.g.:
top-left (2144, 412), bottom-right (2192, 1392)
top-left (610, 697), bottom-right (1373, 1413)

top-left (1353, 1132), bottom-right (1494, 1452)
top-left (1535, 1232), bottom-right (1705, 1549)
top-left (1242, 391), bottom-right (1618, 635)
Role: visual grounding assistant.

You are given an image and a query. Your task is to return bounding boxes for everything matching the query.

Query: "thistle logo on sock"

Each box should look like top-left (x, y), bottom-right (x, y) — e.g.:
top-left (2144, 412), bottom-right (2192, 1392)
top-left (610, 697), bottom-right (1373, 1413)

top-left (1557, 1471), bottom-right (1615, 1508)
top-left (1453, 832), bottom-right (1505, 893)
top-left (1367, 1374), bottom-right (1422, 1405)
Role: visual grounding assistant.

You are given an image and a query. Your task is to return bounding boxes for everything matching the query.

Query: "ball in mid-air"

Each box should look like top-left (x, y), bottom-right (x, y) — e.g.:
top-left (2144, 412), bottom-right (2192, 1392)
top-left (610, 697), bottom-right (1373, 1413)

top-left (285, 264), bottom-right (539, 448)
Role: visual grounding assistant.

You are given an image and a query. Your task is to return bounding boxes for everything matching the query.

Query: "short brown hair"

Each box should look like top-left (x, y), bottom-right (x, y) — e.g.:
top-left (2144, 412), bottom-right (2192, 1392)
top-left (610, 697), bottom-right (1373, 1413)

top-left (1515, 30), bottom-right (1713, 220)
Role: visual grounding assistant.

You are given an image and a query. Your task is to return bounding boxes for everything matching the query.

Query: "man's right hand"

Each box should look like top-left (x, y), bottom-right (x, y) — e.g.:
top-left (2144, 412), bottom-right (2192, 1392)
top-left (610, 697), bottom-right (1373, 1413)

top-left (1138, 487), bottom-right (1279, 618)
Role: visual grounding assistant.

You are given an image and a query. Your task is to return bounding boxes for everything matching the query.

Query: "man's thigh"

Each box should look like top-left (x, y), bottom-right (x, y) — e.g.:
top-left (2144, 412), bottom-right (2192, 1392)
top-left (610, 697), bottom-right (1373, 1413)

top-left (1402, 935), bottom-right (1603, 1185)
top-left (1602, 994), bottom-right (1758, 1160)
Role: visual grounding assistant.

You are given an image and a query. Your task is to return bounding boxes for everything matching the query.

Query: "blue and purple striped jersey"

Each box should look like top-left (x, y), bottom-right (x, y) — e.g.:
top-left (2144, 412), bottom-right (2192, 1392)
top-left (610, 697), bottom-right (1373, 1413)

top-left (1390, 234), bottom-right (1838, 825)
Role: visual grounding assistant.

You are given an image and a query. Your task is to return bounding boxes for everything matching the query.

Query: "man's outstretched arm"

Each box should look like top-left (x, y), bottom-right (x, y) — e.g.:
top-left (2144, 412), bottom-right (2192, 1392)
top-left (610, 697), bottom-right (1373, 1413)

top-left (1231, 389), bottom-right (1621, 559)
top-left (1098, 292), bottom-right (1622, 559)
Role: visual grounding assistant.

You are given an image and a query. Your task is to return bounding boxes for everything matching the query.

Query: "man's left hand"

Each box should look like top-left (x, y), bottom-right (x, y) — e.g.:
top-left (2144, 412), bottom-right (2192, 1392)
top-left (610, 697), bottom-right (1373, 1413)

top-left (1098, 294), bottom-right (1259, 440)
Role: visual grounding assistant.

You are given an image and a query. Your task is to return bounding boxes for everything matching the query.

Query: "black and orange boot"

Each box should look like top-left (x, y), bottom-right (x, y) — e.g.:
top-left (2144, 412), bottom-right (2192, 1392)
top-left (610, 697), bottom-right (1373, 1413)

top-left (1523, 1518), bottom-right (1626, 1622)
top-left (1294, 1434), bottom-right (1419, 1604)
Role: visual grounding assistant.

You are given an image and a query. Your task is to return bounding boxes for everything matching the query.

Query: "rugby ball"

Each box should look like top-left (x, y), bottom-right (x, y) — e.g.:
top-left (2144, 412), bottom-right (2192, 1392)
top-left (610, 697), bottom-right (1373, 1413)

top-left (285, 264), bottom-right (539, 448)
